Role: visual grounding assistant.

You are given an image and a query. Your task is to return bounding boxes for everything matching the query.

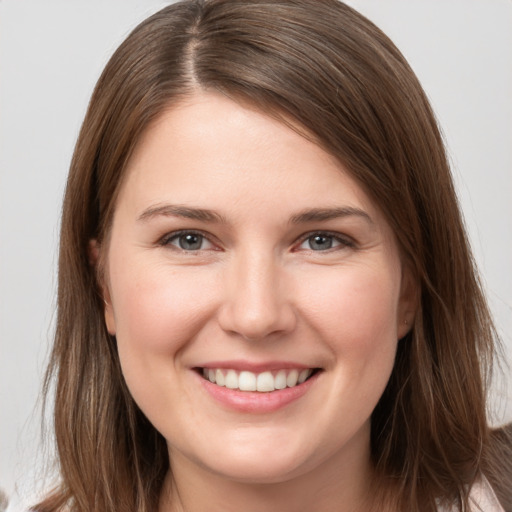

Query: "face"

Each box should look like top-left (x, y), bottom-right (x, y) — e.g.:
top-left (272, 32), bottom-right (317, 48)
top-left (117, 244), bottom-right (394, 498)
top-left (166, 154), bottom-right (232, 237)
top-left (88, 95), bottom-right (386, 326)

top-left (101, 92), bottom-right (415, 486)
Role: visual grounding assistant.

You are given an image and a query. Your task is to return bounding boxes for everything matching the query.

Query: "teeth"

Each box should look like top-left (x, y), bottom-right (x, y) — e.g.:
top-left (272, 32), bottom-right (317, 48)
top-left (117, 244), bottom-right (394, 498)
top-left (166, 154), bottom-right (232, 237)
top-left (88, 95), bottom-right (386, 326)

top-left (239, 371), bottom-right (256, 391)
top-left (256, 371), bottom-right (274, 392)
top-left (298, 369), bottom-right (310, 384)
top-left (215, 369), bottom-right (225, 387)
top-left (201, 368), bottom-right (314, 392)
top-left (286, 369), bottom-right (299, 387)
top-left (225, 369), bottom-right (238, 389)
top-left (274, 370), bottom-right (287, 390)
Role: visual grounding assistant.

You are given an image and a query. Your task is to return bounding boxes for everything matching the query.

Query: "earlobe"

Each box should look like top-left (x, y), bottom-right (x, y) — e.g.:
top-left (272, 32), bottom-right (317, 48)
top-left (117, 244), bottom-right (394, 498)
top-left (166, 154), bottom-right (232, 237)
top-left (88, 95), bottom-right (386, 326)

top-left (88, 239), bottom-right (100, 265)
top-left (104, 299), bottom-right (117, 336)
top-left (89, 239), bottom-right (117, 335)
top-left (397, 265), bottom-right (419, 339)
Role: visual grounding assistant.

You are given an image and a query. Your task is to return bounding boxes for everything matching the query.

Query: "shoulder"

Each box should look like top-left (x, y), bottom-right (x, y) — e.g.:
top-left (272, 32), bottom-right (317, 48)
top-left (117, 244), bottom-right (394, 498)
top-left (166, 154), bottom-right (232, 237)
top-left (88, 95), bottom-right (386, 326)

top-left (4, 494), bottom-right (28, 512)
top-left (467, 477), bottom-right (505, 512)
top-left (437, 477), bottom-right (505, 512)
top-left (4, 487), bottom-right (44, 512)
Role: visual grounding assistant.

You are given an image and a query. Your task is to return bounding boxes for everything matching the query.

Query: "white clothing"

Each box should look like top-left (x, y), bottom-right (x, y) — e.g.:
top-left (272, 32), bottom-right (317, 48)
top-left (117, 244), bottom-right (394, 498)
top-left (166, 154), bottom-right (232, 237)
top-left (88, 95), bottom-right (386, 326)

top-left (437, 477), bottom-right (504, 512)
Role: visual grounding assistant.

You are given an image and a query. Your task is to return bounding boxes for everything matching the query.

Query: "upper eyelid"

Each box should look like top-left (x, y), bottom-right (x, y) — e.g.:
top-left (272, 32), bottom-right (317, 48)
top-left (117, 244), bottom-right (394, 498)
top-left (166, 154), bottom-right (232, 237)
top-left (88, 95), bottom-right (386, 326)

top-left (159, 229), bottom-right (218, 248)
top-left (157, 229), bottom-right (355, 250)
top-left (295, 230), bottom-right (355, 246)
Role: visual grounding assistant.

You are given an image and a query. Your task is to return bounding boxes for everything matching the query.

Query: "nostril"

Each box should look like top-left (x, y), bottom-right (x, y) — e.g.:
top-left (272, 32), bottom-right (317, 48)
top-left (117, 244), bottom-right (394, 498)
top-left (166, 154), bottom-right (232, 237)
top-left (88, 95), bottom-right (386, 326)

top-left (217, 301), bottom-right (297, 341)
top-left (217, 265), bottom-right (297, 340)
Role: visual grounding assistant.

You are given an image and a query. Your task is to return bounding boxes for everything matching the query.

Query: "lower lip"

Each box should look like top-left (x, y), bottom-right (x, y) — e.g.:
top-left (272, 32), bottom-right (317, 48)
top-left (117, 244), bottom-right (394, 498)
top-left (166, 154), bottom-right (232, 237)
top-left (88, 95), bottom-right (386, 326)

top-left (196, 370), bottom-right (321, 413)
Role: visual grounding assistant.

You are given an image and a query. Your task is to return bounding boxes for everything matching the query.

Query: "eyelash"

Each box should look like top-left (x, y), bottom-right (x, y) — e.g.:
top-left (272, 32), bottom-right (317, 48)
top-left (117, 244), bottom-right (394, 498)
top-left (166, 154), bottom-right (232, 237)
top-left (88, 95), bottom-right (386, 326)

top-left (158, 230), bottom-right (356, 253)
top-left (158, 230), bottom-right (216, 252)
top-left (295, 231), bottom-right (355, 252)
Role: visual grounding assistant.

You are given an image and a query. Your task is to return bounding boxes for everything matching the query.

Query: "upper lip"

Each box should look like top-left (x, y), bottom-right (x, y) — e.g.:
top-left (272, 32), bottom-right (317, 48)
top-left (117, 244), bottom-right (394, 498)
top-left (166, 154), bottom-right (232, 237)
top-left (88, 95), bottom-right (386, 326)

top-left (195, 360), bottom-right (318, 373)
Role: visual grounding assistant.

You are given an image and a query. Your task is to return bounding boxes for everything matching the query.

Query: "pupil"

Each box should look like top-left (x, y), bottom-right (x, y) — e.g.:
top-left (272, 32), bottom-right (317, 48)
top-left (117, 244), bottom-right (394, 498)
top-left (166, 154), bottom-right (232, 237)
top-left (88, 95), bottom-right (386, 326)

top-left (179, 234), bottom-right (202, 250)
top-left (310, 235), bottom-right (332, 250)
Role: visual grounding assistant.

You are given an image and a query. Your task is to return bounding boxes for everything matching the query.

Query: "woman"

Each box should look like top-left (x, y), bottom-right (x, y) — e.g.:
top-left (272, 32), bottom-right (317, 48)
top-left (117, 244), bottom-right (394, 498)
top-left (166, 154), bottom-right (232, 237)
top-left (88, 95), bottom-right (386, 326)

top-left (32, 0), bottom-right (510, 511)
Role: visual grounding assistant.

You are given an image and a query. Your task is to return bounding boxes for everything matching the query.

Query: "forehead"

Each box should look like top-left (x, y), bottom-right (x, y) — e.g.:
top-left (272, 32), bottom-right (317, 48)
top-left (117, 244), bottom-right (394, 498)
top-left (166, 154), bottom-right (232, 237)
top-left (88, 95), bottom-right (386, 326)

top-left (122, 93), bottom-right (367, 203)
top-left (104, 91), bottom-right (399, 249)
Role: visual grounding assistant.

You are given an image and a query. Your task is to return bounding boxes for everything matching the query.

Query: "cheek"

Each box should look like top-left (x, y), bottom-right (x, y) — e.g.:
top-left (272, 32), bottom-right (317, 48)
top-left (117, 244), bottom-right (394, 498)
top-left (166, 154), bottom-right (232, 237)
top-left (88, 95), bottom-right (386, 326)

top-left (301, 264), bottom-right (400, 345)
top-left (297, 262), bottom-right (401, 403)
top-left (109, 258), bottom-right (220, 359)
top-left (297, 264), bottom-right (401, 432)
top-left (107, 258), bottom-right (222, 420)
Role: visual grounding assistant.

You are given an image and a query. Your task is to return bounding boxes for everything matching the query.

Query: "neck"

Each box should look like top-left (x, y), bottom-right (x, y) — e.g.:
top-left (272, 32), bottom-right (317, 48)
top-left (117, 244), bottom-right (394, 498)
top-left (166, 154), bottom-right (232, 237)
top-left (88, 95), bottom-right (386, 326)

top-left (159, 433), bottom-right (381, 512)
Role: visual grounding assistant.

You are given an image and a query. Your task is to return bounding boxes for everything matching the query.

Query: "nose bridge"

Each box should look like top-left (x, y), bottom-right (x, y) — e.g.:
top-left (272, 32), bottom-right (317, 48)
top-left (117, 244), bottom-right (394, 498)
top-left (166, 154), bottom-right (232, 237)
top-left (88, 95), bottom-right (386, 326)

top-left (219, 247), bottom-right (295, 340)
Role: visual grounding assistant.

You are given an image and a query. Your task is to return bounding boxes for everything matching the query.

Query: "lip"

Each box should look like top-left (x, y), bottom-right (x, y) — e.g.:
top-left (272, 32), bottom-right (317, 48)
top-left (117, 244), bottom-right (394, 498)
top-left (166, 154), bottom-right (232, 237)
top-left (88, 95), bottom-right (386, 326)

top-left (197, 360), bottom-right (314, 373)
top-left (193, 364), bottom-right (321, 414)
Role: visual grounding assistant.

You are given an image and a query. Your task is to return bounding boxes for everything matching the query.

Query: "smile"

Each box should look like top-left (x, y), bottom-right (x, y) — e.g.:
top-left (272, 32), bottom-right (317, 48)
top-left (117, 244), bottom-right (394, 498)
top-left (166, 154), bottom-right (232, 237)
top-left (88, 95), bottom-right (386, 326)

top-left (200, 368), bottom-right (317, 392)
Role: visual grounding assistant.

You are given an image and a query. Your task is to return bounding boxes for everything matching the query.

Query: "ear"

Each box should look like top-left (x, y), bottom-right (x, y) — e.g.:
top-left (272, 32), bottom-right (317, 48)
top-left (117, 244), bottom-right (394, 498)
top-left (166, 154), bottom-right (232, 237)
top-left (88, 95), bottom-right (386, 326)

top-left (88, 239), bottom-right (116, 335)
top-left (396, 264), bottom-right (419, 340)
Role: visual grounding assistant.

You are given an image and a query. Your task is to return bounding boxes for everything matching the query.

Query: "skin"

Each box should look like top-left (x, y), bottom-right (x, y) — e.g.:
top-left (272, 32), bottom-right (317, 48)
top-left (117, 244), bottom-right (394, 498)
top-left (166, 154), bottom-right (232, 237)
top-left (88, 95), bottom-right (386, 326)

top-left (98, 92), bottom-right (416, 512)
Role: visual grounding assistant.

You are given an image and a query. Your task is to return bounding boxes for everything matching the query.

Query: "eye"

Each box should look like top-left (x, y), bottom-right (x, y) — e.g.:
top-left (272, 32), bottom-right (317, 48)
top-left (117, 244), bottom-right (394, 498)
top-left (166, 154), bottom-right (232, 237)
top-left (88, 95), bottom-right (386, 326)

top-left (298, 232), bottom-right (353, 251)
top-left (161, 231), bottom-right (215, 251)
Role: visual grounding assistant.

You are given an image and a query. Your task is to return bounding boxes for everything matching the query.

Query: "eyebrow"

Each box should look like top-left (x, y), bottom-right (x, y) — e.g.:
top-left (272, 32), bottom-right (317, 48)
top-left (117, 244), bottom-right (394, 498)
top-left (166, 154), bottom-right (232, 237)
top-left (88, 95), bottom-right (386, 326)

top-left (137, 204), bottom-right (227, 223)
top-left (290, 207), bottom-right (374, 225)
top-left (137, 204), bottom-right (373, 226)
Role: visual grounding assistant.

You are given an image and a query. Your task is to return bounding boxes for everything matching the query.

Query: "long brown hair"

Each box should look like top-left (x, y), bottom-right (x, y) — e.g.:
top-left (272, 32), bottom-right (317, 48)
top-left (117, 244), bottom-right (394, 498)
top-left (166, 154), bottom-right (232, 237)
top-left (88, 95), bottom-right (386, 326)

top-left (35, 1), bottom-right (511, 511)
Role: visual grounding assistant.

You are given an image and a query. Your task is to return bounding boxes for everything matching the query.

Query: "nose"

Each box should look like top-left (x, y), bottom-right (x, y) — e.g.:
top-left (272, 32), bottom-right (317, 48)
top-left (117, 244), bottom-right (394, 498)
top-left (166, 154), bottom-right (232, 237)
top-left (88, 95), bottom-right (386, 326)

top-left (217, 251), bottom-right (297, 341)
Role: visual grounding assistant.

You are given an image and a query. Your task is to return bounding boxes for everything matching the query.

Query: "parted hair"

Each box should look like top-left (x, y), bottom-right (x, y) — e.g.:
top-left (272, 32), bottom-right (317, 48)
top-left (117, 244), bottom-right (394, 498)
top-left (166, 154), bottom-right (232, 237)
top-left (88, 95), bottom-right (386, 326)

top-left (35, 1), bottom-right (511, 511)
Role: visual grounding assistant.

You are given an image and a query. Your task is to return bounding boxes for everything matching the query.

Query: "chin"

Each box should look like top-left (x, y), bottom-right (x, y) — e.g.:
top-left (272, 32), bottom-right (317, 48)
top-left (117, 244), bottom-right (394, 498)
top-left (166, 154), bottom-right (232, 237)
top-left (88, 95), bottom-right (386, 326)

top-left (206, 455), bottom-right (311, 485)
top-left (183, 431), bottom-right (321, 485)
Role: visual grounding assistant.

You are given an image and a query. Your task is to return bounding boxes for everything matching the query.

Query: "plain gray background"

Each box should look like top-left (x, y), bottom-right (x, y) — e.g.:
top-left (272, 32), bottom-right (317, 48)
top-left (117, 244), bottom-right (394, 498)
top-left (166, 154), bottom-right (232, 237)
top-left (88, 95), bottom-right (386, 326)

top-left (1, 0), bottom-right (511, 502)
